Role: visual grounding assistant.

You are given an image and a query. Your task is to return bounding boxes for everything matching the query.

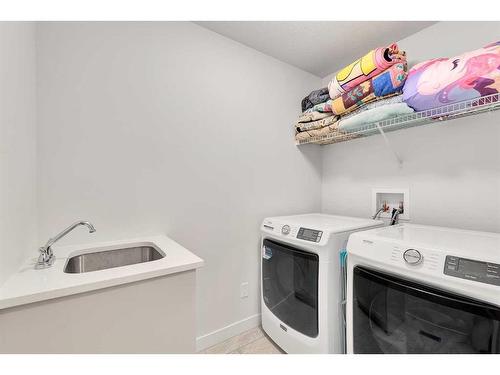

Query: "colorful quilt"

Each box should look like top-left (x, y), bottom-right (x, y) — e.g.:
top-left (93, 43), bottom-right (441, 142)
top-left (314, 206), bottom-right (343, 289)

top-left (403, 41), bottom-right (500, 111)
top-left (328, 43), bottom-right (406, 100)
top-left (330, 63), bottom-right (408, 116)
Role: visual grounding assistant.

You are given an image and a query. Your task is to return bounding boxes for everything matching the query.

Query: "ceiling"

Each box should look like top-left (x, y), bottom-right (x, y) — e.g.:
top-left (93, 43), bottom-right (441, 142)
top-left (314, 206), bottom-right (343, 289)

top-left (195, 21), bottom-right (436, 77)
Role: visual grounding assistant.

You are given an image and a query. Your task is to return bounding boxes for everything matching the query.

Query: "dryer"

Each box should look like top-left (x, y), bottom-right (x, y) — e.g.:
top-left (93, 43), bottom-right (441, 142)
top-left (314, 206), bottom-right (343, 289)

top-left (260, 213), bottom-right (383, 354)
top-left (346, 223), bottom-right (500, 354)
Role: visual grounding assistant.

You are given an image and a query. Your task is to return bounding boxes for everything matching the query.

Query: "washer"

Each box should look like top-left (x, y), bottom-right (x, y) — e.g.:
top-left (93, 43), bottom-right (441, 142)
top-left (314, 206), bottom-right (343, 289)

top-left (260, 213), bottom-right (383, 354)
top-left (346, 223), bottom-right (500, 354)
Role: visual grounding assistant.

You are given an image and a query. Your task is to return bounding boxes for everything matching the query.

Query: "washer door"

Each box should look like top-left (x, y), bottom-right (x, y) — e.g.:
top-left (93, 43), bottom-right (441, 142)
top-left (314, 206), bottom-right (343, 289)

top-left (262, 239), bottom-right (319, 337)
top-left (352, 266), bottom-right (500, 353)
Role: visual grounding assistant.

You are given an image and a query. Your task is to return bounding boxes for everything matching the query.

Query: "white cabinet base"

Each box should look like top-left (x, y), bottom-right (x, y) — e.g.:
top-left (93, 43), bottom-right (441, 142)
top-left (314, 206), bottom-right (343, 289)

top-left (0, 270), bottom-right (196, 353)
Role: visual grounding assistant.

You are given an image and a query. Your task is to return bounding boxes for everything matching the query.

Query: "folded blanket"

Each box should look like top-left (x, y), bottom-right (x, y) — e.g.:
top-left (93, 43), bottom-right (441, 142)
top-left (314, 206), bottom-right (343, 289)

top-left (339, 94), bottom-right (405, 120)
top-left (304, 100), bottom-right (332, 113)
top-left (403, 41), bottom-right (500, 111)
top-left (295, 121), bottom-right (359, 143)
top-left (330, 63), bottom-right (408, 116)
top-left (298, 111), bottom-right (332, 123)
top-left (301, 87), bottom-right (330, 112)
top-left (328, 43), bottom-right (407, 99)
top-left (338, 101), bottom-right (414, 133)
top-left (296, 113), bottom-right (338, 132)
top-left (295, 121), bottom-right (340, 141)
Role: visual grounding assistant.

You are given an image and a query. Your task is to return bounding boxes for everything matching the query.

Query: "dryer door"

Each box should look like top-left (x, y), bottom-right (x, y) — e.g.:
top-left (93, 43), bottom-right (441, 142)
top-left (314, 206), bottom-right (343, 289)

top-left (262, 239), bottom-right (319, 338)
top-left (352, 266), bottom-right (500, 354)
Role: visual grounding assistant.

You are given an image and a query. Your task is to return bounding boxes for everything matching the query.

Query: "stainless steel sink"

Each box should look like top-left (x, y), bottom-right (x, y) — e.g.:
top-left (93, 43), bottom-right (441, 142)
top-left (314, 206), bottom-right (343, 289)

top-left (64, 245), bottom-right (165, 274)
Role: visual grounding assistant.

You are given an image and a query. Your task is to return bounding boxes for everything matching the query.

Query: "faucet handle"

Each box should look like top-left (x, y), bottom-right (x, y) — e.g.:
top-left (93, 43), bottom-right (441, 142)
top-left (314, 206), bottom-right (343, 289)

top-left (35, 247), bottom-right (55, 269)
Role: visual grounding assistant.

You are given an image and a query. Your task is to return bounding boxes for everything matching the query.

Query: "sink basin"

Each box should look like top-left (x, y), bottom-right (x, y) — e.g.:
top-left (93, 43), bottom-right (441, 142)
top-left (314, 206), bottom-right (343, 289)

top-left (64, 245), bottom-right (165, 274)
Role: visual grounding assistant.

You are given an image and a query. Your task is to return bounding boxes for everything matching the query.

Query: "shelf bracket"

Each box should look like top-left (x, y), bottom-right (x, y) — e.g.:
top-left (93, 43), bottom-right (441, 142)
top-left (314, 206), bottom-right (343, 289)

top-left (376, 123), bottom-right (403, 166)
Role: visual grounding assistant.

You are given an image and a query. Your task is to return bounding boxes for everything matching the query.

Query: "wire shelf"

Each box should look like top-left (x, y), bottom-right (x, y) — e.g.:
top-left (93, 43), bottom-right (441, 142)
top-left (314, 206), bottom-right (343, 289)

top-left (295, 93), bottom-right (500, 146)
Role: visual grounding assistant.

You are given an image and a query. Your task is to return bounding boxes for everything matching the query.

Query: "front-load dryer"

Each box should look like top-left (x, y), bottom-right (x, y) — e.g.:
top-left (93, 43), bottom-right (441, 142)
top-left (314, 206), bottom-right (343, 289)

top-left (260, 213), bottom-right (383, 354)
top-left (346, 223), bottom-right (500, 354)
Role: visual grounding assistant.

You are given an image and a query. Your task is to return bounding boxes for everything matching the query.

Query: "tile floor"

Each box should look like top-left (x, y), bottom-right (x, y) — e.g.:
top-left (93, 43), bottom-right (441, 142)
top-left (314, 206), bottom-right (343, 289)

top-left (199, 326), bottom-right (285, 354)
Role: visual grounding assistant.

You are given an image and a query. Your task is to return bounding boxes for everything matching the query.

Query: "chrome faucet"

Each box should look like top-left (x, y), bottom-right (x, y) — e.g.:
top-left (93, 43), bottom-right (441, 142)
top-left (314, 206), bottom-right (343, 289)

top-left (36, 220), bottom-right (96, 269)
top-left (372, 202), bottom-right (390, 220)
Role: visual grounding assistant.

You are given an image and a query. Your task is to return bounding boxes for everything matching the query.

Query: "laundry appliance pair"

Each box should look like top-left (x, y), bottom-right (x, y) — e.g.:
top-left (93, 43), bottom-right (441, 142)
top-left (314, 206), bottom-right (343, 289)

top-left (261, 214), bottom-right (500, 354)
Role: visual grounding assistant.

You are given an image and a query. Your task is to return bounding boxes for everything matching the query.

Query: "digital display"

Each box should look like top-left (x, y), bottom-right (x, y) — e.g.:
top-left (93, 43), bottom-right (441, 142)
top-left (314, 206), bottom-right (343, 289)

top-left (458, 258), bottom-right (487, 275)
top-left (444, 255), bottom-right (500, 286)
top-left (297, 227), bottom-right (322, 242)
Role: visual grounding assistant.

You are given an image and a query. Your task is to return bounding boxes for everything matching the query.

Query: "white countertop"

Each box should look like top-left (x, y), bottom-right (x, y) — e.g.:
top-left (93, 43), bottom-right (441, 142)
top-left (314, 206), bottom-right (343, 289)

top-left (0, 235), bottom-right (204, 310)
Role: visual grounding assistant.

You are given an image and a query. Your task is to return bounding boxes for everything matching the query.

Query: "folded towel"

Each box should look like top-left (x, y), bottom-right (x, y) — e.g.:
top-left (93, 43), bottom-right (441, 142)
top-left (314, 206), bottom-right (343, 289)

top-left (301, 87), bottom-right (330, 112)
top-left (403, 41), bottom-right (500, 111)
top-left (330, 63), bottom-right (408, 116)
top-left (328, 43), bottom-right (407, 99)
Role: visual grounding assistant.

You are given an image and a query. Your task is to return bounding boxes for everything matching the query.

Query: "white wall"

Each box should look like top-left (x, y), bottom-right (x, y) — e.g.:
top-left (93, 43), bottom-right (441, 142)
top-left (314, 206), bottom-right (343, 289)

top-left (321, 22), bottom-right (500, 232)
top-left (0, 23), bottom-right (38, 285)
top-left (36, 22), bottom-right (322, 341)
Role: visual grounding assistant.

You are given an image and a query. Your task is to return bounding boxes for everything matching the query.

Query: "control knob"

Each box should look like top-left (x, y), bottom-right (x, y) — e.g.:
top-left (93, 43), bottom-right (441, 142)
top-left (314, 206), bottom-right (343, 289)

top-left (403, 249), bottom-right (423, 265)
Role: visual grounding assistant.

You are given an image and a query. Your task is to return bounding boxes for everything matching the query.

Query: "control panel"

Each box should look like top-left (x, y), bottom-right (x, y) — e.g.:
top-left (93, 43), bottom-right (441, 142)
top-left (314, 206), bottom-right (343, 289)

top-left (296, 227), bottom-right (323, 243)
top-left (444, 256), bottom-right (500, 286)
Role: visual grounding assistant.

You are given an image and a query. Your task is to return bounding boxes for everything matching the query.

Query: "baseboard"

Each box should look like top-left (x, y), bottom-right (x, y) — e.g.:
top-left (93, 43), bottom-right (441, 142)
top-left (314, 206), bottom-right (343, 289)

top-left (196, 314), bottom-right (261, 352)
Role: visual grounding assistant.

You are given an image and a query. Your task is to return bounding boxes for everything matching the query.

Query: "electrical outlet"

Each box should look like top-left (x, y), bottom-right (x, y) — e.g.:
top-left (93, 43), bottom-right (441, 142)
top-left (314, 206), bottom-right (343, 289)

top-left (240, 282), bottom-right (249, 299)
